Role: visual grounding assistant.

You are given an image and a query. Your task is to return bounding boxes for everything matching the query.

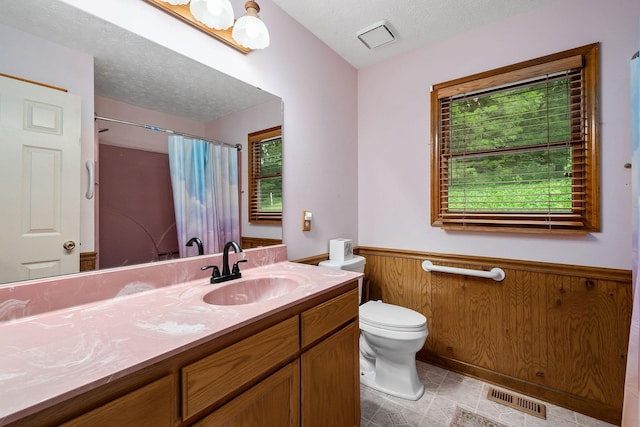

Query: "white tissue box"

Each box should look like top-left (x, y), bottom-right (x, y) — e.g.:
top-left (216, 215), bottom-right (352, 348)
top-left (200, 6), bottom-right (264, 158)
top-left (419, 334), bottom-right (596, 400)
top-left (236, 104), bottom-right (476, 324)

top-left (329, 238), bottom-right (353, 262)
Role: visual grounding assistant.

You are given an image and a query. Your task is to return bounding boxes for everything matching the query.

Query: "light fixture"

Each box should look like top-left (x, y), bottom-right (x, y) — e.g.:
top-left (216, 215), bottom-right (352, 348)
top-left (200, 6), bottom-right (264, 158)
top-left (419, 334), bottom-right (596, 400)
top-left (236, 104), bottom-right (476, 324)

top-left (153, 0), bottom-right (269, 50)
top-left (232, 1), bottom-right (270, 49)
top-left (189, 0), bottom-right (234, 30)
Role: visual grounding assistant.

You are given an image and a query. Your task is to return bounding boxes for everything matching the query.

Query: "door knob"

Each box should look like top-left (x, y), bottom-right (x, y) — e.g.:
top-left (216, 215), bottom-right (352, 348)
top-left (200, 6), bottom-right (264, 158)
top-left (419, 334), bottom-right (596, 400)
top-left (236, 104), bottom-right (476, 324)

top-left (63, 240), bottom-right (76, 251)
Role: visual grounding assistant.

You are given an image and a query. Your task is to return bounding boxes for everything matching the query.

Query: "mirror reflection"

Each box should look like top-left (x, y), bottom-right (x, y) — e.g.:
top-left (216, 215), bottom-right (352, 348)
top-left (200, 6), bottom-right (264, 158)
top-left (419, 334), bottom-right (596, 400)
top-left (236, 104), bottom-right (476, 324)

top-left (0, 1), bottom-right (283, 284)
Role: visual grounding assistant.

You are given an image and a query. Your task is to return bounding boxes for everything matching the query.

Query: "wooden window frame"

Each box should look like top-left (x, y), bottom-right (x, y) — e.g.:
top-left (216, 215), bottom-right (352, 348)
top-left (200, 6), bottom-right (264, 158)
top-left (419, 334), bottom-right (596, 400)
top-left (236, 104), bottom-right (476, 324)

top-left (430, 43), bottom-right (600, 233)
top-left (248, 126), bottom-right (282, 223)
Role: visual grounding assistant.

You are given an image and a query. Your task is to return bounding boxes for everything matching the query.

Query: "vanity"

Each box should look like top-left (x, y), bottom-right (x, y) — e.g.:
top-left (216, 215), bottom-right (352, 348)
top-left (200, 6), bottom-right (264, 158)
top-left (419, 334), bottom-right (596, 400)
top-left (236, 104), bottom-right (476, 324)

top-left (0, 245), bottom-right (361, 426)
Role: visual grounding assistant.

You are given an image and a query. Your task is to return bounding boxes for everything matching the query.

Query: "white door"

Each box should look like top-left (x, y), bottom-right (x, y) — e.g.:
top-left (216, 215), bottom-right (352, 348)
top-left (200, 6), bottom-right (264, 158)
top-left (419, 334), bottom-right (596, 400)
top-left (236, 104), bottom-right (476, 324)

top-left (0, 75), bottom-right (82, 283)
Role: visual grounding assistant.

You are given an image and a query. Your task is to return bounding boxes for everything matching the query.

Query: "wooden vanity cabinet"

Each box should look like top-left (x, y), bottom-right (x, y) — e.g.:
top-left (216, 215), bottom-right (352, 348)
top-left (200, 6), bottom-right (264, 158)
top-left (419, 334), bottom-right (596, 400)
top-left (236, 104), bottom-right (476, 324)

top-left (12, 283), bottom-right (360, 427)
top-left (187, 286), bottom-right (360, 427)
top-left (193, 360), bottom-right (300, 427)
top-left (181, 316), bottom-right (300, 422)
top-left (300, 288), bottom-right (360, 427)
top-left (60, 375), bottom-right (177, 427)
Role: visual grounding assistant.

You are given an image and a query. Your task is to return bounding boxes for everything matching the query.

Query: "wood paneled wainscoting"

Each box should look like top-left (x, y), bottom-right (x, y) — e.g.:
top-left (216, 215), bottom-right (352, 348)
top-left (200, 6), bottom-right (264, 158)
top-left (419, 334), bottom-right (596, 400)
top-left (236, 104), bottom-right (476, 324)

top-left (356, 247), bottom-right (632, 425)
top-left (241, 237), bottom-right (283, 249)
top-left (80, 251), bottom-right (97, 272)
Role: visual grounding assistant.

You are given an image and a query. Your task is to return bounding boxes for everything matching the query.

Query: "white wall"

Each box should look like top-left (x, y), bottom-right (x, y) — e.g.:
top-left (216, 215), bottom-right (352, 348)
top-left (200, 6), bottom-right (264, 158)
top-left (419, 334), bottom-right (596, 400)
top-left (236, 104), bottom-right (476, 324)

top-left (59, 0), bottom-right (359, 261)
top-left (16, 0), bottom-right (633, 268)
top-left (0, 23), bottom-right (96, 252)
top-left (95, 96), bottom-right (206, 154)
top-left (358, 0), bottom-right (640, 269)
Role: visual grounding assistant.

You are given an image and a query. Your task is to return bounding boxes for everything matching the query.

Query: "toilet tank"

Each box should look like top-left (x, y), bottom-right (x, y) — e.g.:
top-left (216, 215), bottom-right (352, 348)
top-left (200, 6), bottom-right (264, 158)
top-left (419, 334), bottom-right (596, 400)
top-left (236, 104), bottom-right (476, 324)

top-left (318, 255), bottom-right (366, 302)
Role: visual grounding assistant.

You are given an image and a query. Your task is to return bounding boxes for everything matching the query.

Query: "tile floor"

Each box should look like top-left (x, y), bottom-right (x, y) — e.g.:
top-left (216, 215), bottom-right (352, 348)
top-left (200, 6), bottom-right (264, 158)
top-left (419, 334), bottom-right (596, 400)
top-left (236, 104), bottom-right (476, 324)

top-left (360, 361), bottom-right (618, 427)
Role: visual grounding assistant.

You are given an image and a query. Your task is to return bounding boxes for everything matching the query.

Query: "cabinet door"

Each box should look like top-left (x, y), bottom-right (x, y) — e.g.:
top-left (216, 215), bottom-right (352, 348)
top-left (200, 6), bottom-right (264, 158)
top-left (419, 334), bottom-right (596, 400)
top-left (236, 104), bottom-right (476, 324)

top-left (61, 375), bottom-right (176, 427)
top-left (301, 321), bottom-right (360, 427)
top-left (194, 360), bottom-right (299, 427)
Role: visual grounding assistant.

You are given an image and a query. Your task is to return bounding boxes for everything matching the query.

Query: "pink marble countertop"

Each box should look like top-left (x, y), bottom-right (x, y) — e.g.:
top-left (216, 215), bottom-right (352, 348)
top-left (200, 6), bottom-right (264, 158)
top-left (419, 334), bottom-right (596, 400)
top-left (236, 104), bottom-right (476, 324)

top-left (0, 250), bottom-right (361, 425)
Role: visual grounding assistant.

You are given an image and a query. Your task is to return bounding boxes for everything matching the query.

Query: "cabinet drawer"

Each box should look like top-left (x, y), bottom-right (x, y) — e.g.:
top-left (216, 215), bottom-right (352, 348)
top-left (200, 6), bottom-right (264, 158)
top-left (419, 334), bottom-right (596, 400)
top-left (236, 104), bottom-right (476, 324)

top-left (301, 288), bottom-right (358, 348)
top-left (182, 316), bottom-right (299, 420)
top-left (61, 375), bottom-right (176, 427)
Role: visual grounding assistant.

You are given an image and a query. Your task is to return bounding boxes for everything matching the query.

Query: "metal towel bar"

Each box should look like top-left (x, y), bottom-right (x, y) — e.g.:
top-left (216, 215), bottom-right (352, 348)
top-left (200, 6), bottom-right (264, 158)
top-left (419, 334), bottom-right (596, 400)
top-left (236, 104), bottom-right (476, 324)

top-left (421, 260), bottom-right (505, 282)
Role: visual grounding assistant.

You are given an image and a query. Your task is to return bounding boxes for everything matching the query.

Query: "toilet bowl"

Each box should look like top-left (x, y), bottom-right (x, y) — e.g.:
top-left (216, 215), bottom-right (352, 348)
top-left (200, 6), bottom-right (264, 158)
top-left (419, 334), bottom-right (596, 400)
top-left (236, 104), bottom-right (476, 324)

top-left (318, 254), bottom-right (428, 400)
top-left (359, 300), bottom-right (427, 400)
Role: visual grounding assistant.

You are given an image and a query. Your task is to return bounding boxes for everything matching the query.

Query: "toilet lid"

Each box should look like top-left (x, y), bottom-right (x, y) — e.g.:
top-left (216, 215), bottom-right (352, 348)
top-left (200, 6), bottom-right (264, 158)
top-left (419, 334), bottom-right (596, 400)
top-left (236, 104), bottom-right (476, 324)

top-left (359, 300), bottom-right (427, 332)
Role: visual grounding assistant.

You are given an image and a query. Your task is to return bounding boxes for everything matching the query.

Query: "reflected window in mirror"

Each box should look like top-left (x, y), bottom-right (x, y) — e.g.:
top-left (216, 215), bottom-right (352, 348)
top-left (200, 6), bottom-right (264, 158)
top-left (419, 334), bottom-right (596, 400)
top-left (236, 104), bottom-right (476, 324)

top-left (248, 126), bottom-right (282, 223)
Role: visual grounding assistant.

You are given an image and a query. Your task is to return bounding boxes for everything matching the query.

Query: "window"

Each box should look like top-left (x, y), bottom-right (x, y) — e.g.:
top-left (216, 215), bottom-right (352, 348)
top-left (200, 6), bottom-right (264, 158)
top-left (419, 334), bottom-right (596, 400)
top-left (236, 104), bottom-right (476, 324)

top-left (248, 126), bottom-right (282, 223)
top-left (431, 43), bottom-right (599, 233)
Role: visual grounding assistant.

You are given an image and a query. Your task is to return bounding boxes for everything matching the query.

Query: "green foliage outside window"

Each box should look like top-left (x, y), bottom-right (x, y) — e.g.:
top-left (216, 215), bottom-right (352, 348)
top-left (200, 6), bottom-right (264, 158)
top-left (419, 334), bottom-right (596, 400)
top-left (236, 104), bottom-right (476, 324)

top-left (446, 77), bottom-right (575, 213)
top-left (256, 137), bottom-right (282, 213)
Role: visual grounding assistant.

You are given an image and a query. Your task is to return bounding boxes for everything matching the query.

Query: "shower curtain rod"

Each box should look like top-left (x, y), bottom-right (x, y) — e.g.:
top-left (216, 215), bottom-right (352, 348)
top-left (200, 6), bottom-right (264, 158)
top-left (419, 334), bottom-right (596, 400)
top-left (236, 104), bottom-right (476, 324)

top-left (94, 114), bottom-right (241, 150)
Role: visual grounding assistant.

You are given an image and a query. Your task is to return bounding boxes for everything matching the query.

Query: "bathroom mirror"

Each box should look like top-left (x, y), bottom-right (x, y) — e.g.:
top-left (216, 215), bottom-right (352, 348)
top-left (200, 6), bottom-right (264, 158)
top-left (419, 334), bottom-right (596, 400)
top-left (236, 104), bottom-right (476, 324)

top-left (0, 1), bottom-right (283, 284)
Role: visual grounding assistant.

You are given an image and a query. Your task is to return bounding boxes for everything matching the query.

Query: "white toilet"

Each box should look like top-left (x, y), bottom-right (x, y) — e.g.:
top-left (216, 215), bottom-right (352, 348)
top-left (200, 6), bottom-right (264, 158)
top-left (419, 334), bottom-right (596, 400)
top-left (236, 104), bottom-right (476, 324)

top-left (319, 255), bottom-right (428, 400)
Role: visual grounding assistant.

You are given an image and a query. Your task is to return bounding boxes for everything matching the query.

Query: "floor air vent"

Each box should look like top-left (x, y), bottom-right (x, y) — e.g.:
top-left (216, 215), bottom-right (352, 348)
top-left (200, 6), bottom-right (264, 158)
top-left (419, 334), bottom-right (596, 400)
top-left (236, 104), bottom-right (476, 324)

top-left (487, 387), bottom-right (547, 419)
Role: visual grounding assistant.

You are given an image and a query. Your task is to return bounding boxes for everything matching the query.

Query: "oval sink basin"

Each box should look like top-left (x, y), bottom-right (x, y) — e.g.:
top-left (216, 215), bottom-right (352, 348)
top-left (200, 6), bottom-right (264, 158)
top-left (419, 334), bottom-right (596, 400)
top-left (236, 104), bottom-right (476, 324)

top-left (203, 276), bottom-right (301, 306)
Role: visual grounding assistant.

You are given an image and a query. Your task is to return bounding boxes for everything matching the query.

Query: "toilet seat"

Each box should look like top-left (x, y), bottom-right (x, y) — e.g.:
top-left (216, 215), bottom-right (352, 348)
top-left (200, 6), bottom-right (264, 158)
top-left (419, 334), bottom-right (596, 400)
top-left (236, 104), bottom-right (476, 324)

top-left (359, 300), bottom-right (426, 332)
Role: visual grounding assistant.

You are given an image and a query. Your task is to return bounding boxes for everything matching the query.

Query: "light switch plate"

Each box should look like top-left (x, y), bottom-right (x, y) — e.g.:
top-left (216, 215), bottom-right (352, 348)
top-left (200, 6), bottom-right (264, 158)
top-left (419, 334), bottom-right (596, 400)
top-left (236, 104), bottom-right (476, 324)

top-left (302, 210), bottom-right (312, 231)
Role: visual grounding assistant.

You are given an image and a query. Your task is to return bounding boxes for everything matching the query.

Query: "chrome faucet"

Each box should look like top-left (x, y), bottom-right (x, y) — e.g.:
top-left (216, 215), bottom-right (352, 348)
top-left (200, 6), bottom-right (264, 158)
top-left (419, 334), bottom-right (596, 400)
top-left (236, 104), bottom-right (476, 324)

top-left (186, 237), bottom-right (204, 255)
top-left (201, 240), bottom-right (247, 284)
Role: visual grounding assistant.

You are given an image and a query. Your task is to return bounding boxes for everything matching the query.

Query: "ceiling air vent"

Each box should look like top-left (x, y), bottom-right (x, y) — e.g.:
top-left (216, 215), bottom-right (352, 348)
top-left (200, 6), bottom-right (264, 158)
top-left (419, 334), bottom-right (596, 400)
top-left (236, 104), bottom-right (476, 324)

top-left (356, 21), bottom-right (396, 50)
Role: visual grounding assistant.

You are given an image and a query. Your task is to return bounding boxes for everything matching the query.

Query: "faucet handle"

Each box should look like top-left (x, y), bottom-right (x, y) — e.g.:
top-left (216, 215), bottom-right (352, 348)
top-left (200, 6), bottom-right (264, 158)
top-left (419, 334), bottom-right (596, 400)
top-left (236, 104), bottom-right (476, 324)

top-left (232, 260), bottom-right (248, 274)
top-left (201, 265), bottom-right (221, 283)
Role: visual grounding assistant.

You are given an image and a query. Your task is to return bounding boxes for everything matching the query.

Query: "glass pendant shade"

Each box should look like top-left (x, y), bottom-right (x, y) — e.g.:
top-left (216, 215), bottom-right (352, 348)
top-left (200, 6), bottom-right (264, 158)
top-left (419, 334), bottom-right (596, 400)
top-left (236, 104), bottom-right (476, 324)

top-left (232, 1), bottom-right (270, 49)
top-left (190, 0), bottom-right (235, 30)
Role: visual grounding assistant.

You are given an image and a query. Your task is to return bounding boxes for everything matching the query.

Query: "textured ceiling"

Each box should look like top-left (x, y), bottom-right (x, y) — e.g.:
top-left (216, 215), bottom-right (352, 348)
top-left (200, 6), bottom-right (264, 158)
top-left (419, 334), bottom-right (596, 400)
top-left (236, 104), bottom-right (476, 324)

top-left (0, 0), bottom-right (555, 122)
top-left (271, 0), bottom-right (556, 69)
top-left (0, 0), bottom-right (278, 123)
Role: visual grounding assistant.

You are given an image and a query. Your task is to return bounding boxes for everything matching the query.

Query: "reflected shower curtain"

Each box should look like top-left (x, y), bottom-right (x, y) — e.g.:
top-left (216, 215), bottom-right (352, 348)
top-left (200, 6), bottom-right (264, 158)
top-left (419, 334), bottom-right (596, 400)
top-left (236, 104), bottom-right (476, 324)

top-left (623, 53), bottom-right (640, 426)
top-left (168, 136), bottom-right (239, 257)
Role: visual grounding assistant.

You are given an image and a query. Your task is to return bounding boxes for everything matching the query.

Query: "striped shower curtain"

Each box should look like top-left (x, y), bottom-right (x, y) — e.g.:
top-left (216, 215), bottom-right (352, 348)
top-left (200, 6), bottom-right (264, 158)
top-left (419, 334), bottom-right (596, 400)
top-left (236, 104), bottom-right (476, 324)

top-left (168, 135), bottom-right (240, 257)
